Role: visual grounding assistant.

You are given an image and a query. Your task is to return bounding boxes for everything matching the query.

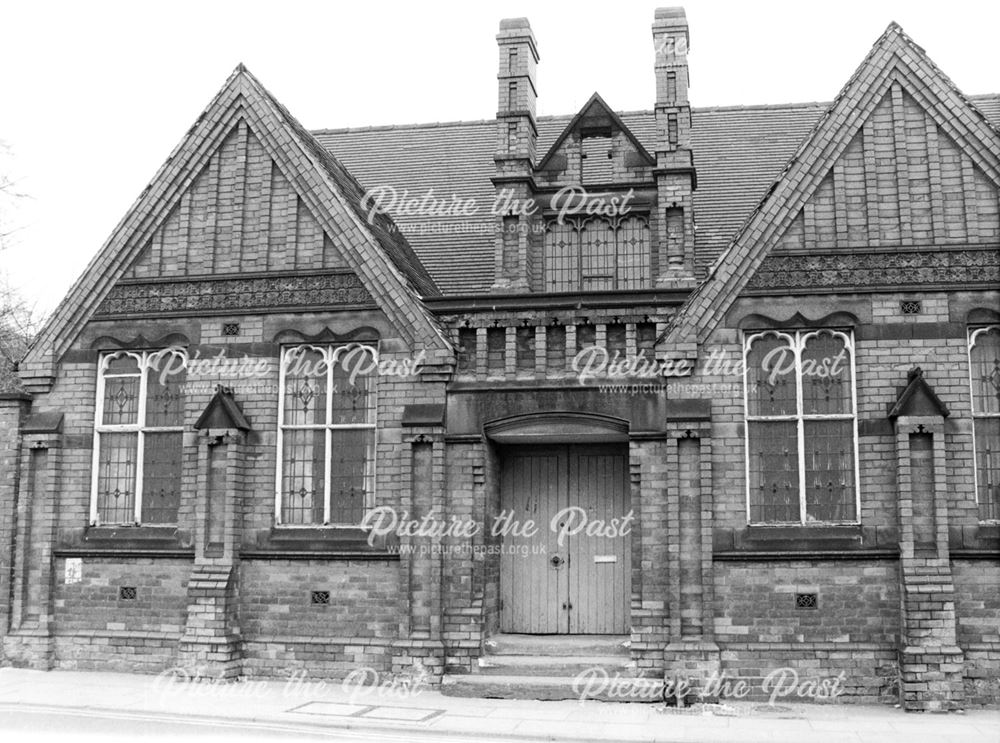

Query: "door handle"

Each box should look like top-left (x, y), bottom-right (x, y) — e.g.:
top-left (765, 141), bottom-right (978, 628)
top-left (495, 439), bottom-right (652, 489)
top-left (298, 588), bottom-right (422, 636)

top-left (550, 554), bottom-right (564, 567)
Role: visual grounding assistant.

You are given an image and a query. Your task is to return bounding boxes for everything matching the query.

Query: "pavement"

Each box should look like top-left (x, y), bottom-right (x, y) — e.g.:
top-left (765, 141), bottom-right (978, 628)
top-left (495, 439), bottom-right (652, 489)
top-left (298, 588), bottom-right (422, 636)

top-left (0, 667), bottom-right (996, 743)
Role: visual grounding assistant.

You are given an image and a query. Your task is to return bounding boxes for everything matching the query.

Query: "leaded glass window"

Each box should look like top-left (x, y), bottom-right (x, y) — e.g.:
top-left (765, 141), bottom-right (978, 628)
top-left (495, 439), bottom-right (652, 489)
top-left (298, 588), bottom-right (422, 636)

top-left (616, 217), bottom-right (649, 290)
top-left (580, 218), bottom-right (616, 291)
top-left (277, 344), bottom-right (377, 525)
top-left (969, 326), bottom-right (1000, 521)
top-left (91, 349), bottom-right (187, 525)
top-left (543, 220), bottom-right (578, 292)
top-left (543, 216), bottom-right (650, 291)
top-left (744, 330), bottom-right (858, 524)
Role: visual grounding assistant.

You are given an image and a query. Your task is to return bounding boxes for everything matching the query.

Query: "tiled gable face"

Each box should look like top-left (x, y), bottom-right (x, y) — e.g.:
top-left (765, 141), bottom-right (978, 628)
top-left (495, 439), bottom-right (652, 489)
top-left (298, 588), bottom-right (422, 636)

top-left (535, 101), bottom-right (656, 188)
top-left (772, 87), bottom-right (1000, 254)
top-left (21, 66), bottom-right (449, 390)
top-left (126, 119), bottom-right (348, 279)
top-left (664, 25), bottom-right (1000, 351)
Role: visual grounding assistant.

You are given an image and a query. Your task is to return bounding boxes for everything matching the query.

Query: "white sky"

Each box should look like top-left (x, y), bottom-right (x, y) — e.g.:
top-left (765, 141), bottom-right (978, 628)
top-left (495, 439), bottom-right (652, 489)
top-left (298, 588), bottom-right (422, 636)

top-left (0, 0), bottom-right (995, 316)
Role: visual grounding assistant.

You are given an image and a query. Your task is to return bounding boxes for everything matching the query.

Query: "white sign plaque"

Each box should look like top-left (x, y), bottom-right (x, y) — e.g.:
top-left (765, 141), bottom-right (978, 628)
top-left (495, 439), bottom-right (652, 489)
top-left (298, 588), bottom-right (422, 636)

top-left (64, 557), bottom-right (82, 584)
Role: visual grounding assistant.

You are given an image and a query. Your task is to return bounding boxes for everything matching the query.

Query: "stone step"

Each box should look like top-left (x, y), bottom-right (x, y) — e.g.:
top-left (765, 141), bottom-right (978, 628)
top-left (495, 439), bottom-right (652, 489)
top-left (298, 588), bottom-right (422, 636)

top-left (477, 654), bottom-right (635, 676)
top-left (484, 633), bottom-right (630, 657)
top-left (440, 673), bottom-right (663, 702)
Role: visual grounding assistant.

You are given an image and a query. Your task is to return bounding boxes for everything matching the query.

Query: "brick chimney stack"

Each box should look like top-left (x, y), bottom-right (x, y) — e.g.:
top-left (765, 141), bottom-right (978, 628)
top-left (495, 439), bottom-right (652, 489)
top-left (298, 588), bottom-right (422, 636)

top-left (652, 7), bottom-right (697, 288)
top-left (496, 17), bottom-right (538, 162)
top-left (492, 17), bottom-right (539, 293)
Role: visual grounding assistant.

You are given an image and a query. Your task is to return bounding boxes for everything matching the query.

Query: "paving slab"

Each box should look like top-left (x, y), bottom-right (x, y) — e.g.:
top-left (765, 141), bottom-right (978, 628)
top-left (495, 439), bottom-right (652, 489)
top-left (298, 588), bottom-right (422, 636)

top-left (0, 668), bottom-right (996, 743)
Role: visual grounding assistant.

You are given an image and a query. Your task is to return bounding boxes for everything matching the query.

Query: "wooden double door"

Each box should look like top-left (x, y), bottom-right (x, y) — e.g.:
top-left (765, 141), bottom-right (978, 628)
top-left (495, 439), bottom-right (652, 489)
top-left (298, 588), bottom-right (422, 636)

top-left (499, 444), bottom-right (631, 634)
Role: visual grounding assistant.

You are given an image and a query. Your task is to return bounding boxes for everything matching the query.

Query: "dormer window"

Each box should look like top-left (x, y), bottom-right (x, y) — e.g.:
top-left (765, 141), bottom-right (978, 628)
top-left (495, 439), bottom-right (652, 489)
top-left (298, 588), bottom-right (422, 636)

top-left (544, 216), bottom-right (650, 292)
top-left (535, 92), bottom-right (657, 184)
top-left (581, 135), bottom-right (614, 184)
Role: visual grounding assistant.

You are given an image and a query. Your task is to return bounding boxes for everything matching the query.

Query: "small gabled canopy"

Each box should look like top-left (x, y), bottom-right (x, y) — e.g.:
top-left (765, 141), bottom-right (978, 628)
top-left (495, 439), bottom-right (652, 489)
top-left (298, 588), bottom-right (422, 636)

top-left (21, 64), bottom-right (451, 388)
top-left (662, 22), bottom-right (1000, 352)
top-left (888, 367), bottom-right (949, 419)
top-left (194, 386), bottom-right (251, 432)
top-left (537, 92), bottom-right (656, 170)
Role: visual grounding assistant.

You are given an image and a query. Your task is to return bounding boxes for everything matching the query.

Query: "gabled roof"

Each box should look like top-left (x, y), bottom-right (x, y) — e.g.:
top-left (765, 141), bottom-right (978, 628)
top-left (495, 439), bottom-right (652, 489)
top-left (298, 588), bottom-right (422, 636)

top-left (662, 22), bottom-right (1000, 350)
top-left (314, 100), bottom-right (1000, 296)
top-left (250, 74), bottom-right (440, 298)
top-left (888, 367), bottom-right (949, 419)
top-left (22, 65), bottom-right (450, 386)
top-left (536, 92), bottom-right (656, 171)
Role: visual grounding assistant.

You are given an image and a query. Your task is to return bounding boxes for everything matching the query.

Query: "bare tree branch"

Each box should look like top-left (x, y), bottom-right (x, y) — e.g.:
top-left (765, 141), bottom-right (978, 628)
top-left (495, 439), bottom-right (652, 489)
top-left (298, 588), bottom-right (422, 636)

top-left (0, 141), bottom-right (38, 389)
top-left (0, 278), bottom-right (40, 392)
top-left (0, 139), bottom-right (29, 252)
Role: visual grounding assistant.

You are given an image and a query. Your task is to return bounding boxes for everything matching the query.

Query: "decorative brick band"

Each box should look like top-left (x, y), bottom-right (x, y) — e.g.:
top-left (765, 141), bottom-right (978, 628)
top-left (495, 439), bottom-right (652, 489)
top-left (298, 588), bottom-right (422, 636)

top-left (747, 248), bottom-right (1000, 291)
top-left (95, 272), bottom-right (374, 317)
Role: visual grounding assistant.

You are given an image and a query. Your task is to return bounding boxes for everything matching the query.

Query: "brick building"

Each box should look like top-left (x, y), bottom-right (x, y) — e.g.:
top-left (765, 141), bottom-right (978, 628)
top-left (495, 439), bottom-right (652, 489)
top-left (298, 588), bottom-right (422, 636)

top-left (1, 9), bottom-right (998, 712)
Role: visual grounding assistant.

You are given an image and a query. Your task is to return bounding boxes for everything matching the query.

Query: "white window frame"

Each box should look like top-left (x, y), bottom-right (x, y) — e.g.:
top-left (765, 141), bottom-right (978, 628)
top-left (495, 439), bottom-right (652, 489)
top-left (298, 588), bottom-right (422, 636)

top-left (275, 343), bottom-right (378, 527)
top-left (90, 348), bottom-right (188, 525)
top-left (968, 325), bottom-right (1000, 523)
top-left (742, 329), bottom-right (861, 525)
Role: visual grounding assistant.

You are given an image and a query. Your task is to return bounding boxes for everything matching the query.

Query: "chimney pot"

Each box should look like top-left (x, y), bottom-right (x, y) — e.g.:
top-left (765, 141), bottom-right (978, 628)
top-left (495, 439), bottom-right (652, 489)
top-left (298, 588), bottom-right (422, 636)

top-left (654, 7), bottom-right (686, 22)
top-left (499, 17), bottom-right (531, 31)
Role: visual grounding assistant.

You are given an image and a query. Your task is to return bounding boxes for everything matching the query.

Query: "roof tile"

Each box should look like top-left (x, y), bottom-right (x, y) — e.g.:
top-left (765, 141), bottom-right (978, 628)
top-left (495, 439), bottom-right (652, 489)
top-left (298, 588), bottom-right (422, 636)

top-left (314, 95), bottom-right (1000, 295)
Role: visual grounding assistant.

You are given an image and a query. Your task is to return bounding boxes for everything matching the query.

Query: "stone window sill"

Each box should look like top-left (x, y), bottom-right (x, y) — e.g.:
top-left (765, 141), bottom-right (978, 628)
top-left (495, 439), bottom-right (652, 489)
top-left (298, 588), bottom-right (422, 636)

top-left (52, 525), bottom-right (193, 556)
top-left (715, 524), bottom-right (897, 555)
top-left (246, 526), bottom-right (397, 556)
top-left (83, 525), bottom-right (188, 548)
top-left (86, 525), bottom-right (179, 540)
top-left (744, 524), bottom-right (864, 542)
